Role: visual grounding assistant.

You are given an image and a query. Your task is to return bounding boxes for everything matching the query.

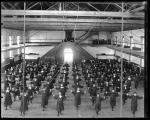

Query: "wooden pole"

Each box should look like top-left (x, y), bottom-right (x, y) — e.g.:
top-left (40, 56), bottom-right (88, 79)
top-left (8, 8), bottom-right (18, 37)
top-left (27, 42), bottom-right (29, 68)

top-left (120, 2), bottom-right (124, 117)
top-left (23, 2), bottom-right (26, 116)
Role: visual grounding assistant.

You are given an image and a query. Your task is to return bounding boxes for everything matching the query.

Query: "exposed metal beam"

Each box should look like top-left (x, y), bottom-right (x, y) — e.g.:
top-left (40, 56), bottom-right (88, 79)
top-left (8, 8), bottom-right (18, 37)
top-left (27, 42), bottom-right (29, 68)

top-left (7, 2), bottom-right (16, 9)
top-left (80, 2), bottom-right (143, 5)
top-left (2, 17), bottom-right (144, 24)
top-left (71, 2), bottom-right (86, 11)
top-left (104, 4), bottom-right (110, 11)
top-left (130, 6), bottom-right (145, 12)
top-left (112, 3), bottom-right (124, 11)
top-left (40, 2), bottom-right (42, 10)
top-left (4, 22), bottom-right (141, 28)
top-left (1, 10), bottom-right (144, 18)
top-left (87, 3), bottom-right (100, 11)
top-left (1, 2), bottom-right (8, 9)
top-left (3, 21), bottom-right (144, 27)
top-left (27, 2), bottom-right (34, 8)
top-left (59, 2), bottom-right (61, 11)
top-left (125, 4), bottom-right (140, 12)
top-left (3, 24), bottom-right (142, 31)
top-left (27, 2), bottom-right (39, 10)
top-left (80, 2), bottom-right (119, 4)
top-left (47, 2), bottom-right (58, 10)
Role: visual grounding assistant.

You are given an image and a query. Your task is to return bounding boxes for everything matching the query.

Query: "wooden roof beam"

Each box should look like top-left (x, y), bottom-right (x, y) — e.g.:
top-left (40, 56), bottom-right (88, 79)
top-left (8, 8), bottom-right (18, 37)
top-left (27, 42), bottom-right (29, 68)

top-left (47, 2), bottom-right (58, 10)
top-left (1, 10), bottom-right (144, 18)
top-left (27, 2), bottom-right (39, 10)
top-left (7, 2), bottom-right (16, 9)
top-left (130, 6), bottom-right (145, 13)
top-left (2, 22), bottom-right (132, 27)
top-left (1, 2), bottom-right (8, 9)
top-left (71, 2), bottom-right (86, 11)
top-left (125, 3), bottom-right (141, 12)
top-left (87, 3), bottom-right (101, 11)
top-left (112, 3), bottom-right (125, 11)
top-left (2, 17), bottom-right (144, 24)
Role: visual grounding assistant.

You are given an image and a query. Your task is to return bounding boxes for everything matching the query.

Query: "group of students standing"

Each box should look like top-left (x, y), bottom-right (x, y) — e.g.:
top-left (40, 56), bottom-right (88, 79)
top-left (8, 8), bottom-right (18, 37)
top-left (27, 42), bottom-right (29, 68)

top-left (81, 59), bottom-right (144, 117)
top-left (2, 58), bottom-right (144, 117)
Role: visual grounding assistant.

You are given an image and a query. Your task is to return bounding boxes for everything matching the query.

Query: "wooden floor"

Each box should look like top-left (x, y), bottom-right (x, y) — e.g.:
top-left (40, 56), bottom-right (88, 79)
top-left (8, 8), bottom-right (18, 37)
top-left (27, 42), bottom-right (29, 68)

top-left (1, 64), bottom-right (144, 118)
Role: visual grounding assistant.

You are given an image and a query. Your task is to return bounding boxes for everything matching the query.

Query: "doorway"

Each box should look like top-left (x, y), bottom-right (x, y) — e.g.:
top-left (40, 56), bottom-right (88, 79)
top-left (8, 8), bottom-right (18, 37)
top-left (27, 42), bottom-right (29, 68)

top-left (64, 48), bottom-right (73, 64)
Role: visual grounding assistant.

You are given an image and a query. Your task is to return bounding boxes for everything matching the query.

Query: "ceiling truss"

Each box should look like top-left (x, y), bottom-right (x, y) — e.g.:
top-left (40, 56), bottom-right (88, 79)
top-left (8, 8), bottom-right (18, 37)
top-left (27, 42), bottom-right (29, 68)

top-left (1, 2), bottom-right (145, 32)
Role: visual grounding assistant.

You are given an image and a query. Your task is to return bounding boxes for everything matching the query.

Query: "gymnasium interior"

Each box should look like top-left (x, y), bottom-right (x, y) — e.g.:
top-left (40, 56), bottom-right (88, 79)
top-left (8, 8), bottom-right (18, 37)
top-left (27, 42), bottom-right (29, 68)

top-left (1, 1), bottom-right (146, 118)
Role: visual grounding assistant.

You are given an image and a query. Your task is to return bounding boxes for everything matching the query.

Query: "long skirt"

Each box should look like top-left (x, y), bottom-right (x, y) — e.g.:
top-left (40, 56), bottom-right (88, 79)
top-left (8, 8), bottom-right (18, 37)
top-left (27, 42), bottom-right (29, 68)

top-left (4, 93), bottom-right (13, 107)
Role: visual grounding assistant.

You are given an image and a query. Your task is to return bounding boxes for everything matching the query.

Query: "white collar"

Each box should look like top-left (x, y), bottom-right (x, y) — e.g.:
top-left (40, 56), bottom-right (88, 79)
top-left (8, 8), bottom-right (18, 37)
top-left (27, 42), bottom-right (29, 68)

top-left (6, 90), bottom-right (9, 93)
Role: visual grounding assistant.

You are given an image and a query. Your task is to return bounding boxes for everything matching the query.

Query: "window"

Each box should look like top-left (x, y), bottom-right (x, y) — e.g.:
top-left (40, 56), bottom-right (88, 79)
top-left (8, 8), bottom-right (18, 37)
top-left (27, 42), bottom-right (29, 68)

top-left (18, 49), bottom-right (20, 54)
top-left (17, 36), bottom-right (20, 46)
top-left (1, 53), bottom-right (5, 63)
top-left (9, 36), bottom-right (12, 47)
top-left (64, 48), bottom-right (73, 63)
top-left (9, 50), bottom-right (13, 57)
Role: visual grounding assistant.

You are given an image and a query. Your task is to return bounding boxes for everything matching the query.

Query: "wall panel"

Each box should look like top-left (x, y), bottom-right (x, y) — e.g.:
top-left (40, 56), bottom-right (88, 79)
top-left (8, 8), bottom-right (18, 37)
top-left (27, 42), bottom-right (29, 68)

top-left (82, 46), bottom-right (115, 58)
top-left (28, 30), bottom-right (65, 42)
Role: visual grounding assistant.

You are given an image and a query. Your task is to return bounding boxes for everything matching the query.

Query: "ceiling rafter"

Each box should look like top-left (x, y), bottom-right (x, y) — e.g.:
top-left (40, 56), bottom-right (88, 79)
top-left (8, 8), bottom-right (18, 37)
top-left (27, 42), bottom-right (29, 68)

top-left (7, 2), bottom-right (16, 9)
top-left (112, 3), bottom-right (125, 11)
top-left (40, 2), bottom-right (42, 10)
top-left (49, 2), bottom-right (59, 10)
top-left (1, 10), bottom-right (144, 18)
top-left (130, 5), bottom-right (145, 13)
top-left (71, 2), bottom-right (83, 11)
top-left (26, 2), bottom-right (34, 9)
top-left (47, 2), bottom-right (58, 10)
top-left (2, 17), bottom-right (144, 24)
top-left (1, 2), bottom-right (8, 9)
top-left (87, 3), bottom-right (101, 11)
top-left (104, 3), bottom-right (110, 11)
top-left (3, 22), bottom-right (143, 28)
top-left (125, 3), bottom-right (141, 12)
top-left (27, 2), bottom-right (39, 10)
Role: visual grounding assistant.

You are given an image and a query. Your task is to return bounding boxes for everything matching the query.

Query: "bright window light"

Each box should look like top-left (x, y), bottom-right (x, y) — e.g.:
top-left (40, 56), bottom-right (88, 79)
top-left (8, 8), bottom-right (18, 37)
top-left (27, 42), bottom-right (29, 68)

top-left (1, 53), bottom-right (5, 63)
top-left (9, 36), bottom-right (12, 47)
top-left (64, 48), bottom-right (73, 63)
top-left (10, 50), bottom-right (13, 57)
top-left (17, 36), bottom-right (20, 46)
top-left (18, 49), bottom-right (20, 54)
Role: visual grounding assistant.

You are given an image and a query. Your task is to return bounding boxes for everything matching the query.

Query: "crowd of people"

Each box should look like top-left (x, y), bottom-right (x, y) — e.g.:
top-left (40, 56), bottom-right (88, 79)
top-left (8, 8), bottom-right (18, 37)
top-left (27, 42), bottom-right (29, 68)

top-left (3, 60), bottom-right (61, 115)
top-left (2, 58), bottom-right (144, 117)
top-left (81, 59), bottom-right (144, 116)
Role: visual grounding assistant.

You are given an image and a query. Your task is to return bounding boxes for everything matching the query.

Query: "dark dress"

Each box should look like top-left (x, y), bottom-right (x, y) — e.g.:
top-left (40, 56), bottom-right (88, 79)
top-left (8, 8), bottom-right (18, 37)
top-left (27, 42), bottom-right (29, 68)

top-left (60, 87), bottom-right (66, 97)
top-left (57, 97), bottom-right (64, 113)
top-left (95, 95), bottom-right (104, 114)
top-left (72, 91), bottom-right (84, 108)
top-left (89, 87), bottom-right (98, 104)
top-left (41, 91), bottom-right (48, 108)
top-left (110, 92), bottom-right (118, 110)
top-left (4, 92), bottom-right (13, 107)
top-left (27, 88), bottom-right (34, 103)
top-left (54, 95), bottom-right (64, 115)
top-left (129, 95), bottom-right (143, 114)
top-left (122, 93), bottom-right (128, 105)
top-left (19, 95), bottom-right (28, 114)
